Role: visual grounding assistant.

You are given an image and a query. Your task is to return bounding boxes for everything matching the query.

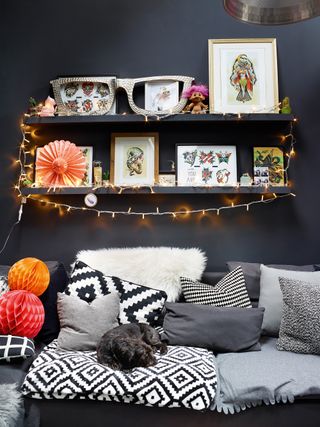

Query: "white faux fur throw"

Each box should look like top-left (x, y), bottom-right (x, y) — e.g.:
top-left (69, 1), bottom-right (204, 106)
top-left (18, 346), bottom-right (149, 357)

top-left (0, 383), bottom-right (22, 427)
top-left (75, 247), bottom-right (207, 302)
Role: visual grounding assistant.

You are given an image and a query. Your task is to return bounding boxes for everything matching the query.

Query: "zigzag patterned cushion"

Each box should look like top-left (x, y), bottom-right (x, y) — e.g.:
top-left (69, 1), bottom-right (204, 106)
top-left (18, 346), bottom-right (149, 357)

top-left (181, 266), bottom-right (252, 308)
top-left (21, 340), bottom-right (217, 410)
top-left (0, 335), bottom-right (35, 362)
top-left (65, 261), bottom-right (167, 326)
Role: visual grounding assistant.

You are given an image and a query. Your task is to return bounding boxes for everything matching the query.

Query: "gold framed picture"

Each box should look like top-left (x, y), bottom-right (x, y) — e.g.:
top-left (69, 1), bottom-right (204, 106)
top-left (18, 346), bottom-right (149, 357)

top-left (208, 38), bottom-right (279, 114)
top-left (110, 133), bottom-right (159, 186)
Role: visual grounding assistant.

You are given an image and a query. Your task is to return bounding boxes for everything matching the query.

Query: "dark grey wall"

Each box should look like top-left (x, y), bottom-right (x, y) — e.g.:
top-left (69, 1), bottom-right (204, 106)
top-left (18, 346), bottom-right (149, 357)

top-left (1, 0), bottom-right (319, 270)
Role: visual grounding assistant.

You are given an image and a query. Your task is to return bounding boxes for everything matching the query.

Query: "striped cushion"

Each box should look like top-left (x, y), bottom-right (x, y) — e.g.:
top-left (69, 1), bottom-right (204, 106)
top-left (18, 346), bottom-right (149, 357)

top-left (181, 266), bottom-right (252, 308)
top-left (0, 335), bottom-right (35, 362)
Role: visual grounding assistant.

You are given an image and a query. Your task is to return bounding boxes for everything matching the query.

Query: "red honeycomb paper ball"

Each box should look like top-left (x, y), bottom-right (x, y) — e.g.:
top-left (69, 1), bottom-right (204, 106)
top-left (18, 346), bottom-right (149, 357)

top-left (0, 290), bottom-right (45, 338)
top-left (8, 257), bottom-right (50, 296)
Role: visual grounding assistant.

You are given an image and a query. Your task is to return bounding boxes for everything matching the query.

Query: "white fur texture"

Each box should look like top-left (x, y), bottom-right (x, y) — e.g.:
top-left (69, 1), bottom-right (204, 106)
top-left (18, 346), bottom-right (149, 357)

top-left (75, 247), bottom-right (207, 302)
top-left (0, 383), bottom-right (22, 427)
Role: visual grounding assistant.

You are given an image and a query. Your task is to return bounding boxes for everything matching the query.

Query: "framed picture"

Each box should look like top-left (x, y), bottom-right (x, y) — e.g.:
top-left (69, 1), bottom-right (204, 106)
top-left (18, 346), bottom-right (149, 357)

top-left (176, 144), bottom-right (237, 186)
top-left (51, 76), bottom-right (117, 116)
top-left (145, 80), bottom-right (179, 113)
top-left (253, 147), bottom-right (285, 186)
top-left (208, 38), bottom-right (279, 114)
top-left (157, 174), bottom-right (176, 187)
top-left (34, 146), bottom-right (93, 187)
top-left (110, 133), bottom-right (159, 186)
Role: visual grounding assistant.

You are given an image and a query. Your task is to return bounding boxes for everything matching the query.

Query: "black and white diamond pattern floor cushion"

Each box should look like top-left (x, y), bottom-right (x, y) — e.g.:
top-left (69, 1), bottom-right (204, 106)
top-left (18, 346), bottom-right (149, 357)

top-left (180, 266), bottom-right (252, 308)
top-left (65, 261), bottom-right (167, 326)
top-left (21, 340), bottom-right (217, 410)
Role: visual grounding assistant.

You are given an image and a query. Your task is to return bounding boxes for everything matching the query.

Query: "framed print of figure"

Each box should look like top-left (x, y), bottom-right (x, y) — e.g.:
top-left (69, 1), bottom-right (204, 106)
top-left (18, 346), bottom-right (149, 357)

top-left (110, 133), bottom-right (159, 186)
top-left (176, 144), bottom-right (237, 186)
top-left (145, 80), bottom-right (179, 113)
top-left (208, 38), bottom-right (279, 114)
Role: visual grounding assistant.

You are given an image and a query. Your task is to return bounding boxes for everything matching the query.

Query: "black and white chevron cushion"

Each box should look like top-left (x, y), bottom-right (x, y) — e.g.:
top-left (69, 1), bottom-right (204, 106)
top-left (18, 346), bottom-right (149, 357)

top-left (181, 266), bottom-right (252, 308)
top-left (65, 261), bottom-right (167, 326)
top-left (0, 335), bottom-right (35, 362)
top-left (21, 340), bottom-right (217, 410)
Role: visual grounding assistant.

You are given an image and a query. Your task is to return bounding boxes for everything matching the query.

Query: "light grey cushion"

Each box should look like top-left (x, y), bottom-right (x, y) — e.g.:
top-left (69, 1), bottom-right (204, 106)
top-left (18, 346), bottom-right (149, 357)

top-left (258, 265), bottom-right (320, 336)
top-left (162, 302), bottom-right (264, 353)
top-left (57, 292), bottom-right (119, 351)
top-left (277, 277), bottom-right (320, 355)
top-left (226, 261), bottom-right (314, 306)
top-left (213, 337), bottom-right (320, 414)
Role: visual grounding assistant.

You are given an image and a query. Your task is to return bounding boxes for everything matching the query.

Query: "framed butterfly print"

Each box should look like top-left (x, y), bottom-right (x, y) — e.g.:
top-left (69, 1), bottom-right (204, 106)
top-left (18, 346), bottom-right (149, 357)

top-left (176, 144), bottom-right (237, 186)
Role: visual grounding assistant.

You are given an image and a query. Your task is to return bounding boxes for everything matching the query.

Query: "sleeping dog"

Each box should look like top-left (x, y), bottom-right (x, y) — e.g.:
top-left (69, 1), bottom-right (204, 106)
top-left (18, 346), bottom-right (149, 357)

top-left (97, 323), bottom-right (167, 371)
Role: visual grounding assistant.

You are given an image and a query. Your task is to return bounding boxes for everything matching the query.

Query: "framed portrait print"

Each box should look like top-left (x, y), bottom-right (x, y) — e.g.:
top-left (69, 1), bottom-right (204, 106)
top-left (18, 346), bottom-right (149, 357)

top-left (110, 133), bottom-right (159, 186)
top-left (176, 144), bottom-right (237, 186)
top-left (208, 38), bottom-right (279, 114)
top-left (145, 80), bottom-right (179, 113)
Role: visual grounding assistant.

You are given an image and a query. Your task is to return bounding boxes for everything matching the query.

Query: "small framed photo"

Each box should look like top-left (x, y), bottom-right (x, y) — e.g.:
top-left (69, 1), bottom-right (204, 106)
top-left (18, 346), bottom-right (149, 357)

top-left (145, 80), bottom-right (179, 112)
top-left (208, 38), bottom-right (279, 114)
top-left (110, 133), bottom-right (159, 186)
top-left (253, 147), bottom-right (285, 186)
top-left (157, 174), bottom-right (176, 187)
top-left (176, 144), bottom-right (237, 186)
top-left (34, 145), bottom-right (93, 187)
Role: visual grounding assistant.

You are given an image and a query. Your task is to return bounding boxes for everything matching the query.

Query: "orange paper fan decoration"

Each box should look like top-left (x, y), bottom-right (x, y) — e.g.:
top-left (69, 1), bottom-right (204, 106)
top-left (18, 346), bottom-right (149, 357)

top-left (8, 257), bottom-right (50, 296)
top-left (36, 140), bottom-right (86, 187)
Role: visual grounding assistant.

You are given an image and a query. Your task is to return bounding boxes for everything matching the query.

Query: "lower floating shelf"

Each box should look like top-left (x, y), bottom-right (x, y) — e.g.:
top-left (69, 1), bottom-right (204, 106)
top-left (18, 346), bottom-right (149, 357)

top-left (20, 186), bottom-right (292, 195)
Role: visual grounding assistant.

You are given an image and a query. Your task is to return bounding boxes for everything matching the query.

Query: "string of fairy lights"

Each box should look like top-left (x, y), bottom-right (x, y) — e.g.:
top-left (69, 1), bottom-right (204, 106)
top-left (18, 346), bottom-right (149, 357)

top-left (13, 108), bottom-right (297, 221)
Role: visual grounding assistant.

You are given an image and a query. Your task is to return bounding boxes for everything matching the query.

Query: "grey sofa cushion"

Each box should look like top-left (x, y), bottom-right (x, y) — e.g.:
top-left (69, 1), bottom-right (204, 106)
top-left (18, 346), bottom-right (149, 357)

top-left (258, 265), bottom-right (320, 336)
top-left (57, 292), bottom-right (119, 351)
top-left (227, 261), bottom-right (315, 306)
top-left (162, 302), bottom-right (264, 353)
top-left (277, 277), bottom-right (320, 355)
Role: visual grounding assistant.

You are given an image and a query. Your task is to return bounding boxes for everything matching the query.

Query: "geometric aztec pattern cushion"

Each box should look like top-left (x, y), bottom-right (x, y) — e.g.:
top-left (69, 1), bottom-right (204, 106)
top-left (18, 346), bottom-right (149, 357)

top-left (65, 261), bottom-right (167, 326)
top-left (21, 340), bottom-right (217, 410)
top-left (0, 335), bottom-right (35, 362)
top-left (181, 266), bottom-right (252, 308)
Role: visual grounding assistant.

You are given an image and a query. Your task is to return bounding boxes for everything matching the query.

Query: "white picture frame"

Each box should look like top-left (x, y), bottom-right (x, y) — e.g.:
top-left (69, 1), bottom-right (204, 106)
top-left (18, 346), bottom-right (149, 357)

top-left (208, 38), bottom-right (279, 114)
top-left (110, 133), bottom-right (159, 186)
top-left (176, 144), bottom-right (237, 186)
top-left (145, 80), bottom-right (179, 113)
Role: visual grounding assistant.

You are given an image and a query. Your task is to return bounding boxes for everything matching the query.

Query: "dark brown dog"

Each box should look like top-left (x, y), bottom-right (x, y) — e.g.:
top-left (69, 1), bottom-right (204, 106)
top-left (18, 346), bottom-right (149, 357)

top-left (97, 323), bottom-right (167, 371)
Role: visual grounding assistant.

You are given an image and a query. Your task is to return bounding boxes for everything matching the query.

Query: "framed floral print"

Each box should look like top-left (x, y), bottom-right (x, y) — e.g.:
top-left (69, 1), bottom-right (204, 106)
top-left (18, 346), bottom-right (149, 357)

top-left (176, 144), bottom-right (237, 186)
top-left (208, 38), bottom-right (279, 114)
top-left (110, 133), bottom-right (159, 186)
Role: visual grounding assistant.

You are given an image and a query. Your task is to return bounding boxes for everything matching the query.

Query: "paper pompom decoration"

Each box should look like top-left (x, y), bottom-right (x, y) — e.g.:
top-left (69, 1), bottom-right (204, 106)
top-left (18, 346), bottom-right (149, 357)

top-left (35, 140), bottom-right (86, 187)
top-left (8, 257), bottom-right (50, 296)
top-left (0, 290), bottom-right (45, 338)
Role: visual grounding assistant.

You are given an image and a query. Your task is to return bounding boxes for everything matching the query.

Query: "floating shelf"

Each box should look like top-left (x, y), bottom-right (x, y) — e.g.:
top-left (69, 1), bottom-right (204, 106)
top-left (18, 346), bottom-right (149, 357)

top-left (20, 186), bottom-right (292, 196)
top-left (24, 113), bottom-right (295, 126)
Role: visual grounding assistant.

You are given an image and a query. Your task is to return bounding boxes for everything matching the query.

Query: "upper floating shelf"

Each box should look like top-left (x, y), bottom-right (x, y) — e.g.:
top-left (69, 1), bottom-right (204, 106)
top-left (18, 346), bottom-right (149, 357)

top-left (24, 113), bottom-right (295, 125)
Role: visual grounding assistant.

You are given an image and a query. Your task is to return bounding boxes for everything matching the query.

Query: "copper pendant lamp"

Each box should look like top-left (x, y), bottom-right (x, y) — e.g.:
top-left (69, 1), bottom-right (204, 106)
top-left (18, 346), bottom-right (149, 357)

top-left (223, 0), bottom-right (320, 25)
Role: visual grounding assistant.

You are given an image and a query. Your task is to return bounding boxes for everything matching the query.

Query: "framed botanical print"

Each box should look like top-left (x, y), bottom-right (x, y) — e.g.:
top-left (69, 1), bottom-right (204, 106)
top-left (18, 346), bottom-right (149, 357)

top-left (176, 144), bottom-right (237, 186)
top-left (253, 147), bottom-right (285, 186)
top-left (110, 133), bottom-right (159, 186)
top-left (208, 38), bottom-right (279, 114)
top-left (34, 145), bottom-right (93, 187)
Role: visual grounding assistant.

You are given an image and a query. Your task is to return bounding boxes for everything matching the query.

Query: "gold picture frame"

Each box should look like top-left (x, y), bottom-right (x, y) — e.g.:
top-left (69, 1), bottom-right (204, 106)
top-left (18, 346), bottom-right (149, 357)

top-left (208, 38), bottom-right (279, 114)
top-left (110, 133), bottom-right (159, 186)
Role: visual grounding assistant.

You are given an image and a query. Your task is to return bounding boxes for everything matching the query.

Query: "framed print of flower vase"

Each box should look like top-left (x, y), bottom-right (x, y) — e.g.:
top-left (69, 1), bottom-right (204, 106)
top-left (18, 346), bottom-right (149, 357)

top-left (51, 76), bottom-right (117, 116)
top-left (208, 38), bottom-right (279, 114)
top-left (110, 133), bottom-right (159, 186)
top-left (176, 144), bottom-right (237, 186)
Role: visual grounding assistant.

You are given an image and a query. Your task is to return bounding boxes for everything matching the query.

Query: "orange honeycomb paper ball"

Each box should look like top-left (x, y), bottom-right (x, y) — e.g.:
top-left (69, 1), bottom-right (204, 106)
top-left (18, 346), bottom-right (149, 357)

top-left (8, 258), bottom-right (50, 296)
top-left (0, 290), bottom-right (45, 338)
